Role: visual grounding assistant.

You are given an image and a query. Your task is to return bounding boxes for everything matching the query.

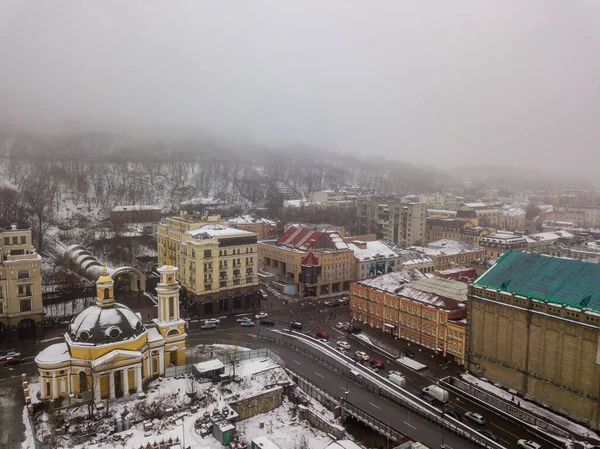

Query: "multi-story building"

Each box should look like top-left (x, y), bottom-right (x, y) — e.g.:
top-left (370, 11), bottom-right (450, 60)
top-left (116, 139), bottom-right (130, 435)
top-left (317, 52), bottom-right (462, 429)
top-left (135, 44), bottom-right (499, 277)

top-left (259, 226), bottom-right (355, 297)
top-left (357, 197), bottom-right (426, 246)
top-left (584, 208), bottom-right (600, 229)
top-left (425, 219), bottom-right (467, 242)
top-left (525, 230), bottom-right (574, 253)
top-left (478, 233), bottom-right (528, 259)
top-left (410, 239), bottom-right (484, 270)
top-left (397, 249), bottom-right (436, 274)
top-left (468, 251), bottom-right (600, 428)
top-left (502, 206), bottom-right (526, 231)
top-left (347, 240), bottom-right (401, 280)
top-left (0, 225), bottom-right (43, 341)
top-left (544, 208), bottom-right (586, 227)
top-left (350, 272), bottom-right (467, 364)
top-left (228, 215), bottom-right (277, 240)
top-left (156, 212), bottom-right (259, 315)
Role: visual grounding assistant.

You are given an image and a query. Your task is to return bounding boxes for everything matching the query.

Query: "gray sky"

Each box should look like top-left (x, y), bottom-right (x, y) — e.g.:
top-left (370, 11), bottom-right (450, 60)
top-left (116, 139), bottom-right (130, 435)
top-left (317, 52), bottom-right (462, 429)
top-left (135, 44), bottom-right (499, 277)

top-left (1, 1), bottom-right (599, 176)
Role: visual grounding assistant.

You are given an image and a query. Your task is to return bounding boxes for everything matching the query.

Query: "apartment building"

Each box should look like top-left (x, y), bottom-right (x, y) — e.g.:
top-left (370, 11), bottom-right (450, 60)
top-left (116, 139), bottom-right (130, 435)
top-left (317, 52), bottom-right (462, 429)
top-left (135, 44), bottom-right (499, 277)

top-left (410, 239), bottom-right (484, 270)
top-left (357, 197), bottom-right (426, 247)
top-left (0, 225), bottom-right (43, 341)
top-left (350, 272), bottom-right (467, 364)
top-left (156, 212), bottom-right (259, 315)
top-left (478, 233), bottom-right (528, 259)
top-left (259, 226), bottom-right (355, 298)
top-left (228, 215), bottom-right (277, 240)
top-left (468, 251), bottom-right (600, 428)
top-left (502, 206), bottom-right (526, 231)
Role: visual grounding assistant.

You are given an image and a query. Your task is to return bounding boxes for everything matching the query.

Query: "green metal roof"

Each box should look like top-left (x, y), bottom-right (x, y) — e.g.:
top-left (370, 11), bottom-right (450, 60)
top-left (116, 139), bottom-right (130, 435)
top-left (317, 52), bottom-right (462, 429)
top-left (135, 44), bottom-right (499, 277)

top-left (474, 251), bottom-right (600, 311)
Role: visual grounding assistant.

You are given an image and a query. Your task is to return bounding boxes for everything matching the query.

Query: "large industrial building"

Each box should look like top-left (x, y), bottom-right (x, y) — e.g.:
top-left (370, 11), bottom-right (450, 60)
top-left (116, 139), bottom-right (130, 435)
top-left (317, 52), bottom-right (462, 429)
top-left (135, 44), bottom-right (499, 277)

top-left (468, 251), bottom-right (600, 429)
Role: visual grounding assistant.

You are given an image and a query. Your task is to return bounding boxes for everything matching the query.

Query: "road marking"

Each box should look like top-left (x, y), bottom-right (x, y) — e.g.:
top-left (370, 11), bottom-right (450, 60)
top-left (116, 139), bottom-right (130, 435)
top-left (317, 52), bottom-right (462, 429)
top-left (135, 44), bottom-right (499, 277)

top-left (315, 372), bottom-right (324, 378)
top-left (490, 422), bottom-right (520, 439)
top-left (369, 402), bottom-right (381, 410)
top-left (293, 360), bottom-right (301, 365)
top-left (403, 421), bottom-right (417, 430)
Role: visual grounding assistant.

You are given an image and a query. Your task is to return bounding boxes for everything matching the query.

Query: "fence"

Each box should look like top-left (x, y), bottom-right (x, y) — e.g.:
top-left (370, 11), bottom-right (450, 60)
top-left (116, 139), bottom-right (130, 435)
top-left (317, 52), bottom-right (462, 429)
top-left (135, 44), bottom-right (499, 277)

top-left (440, 376), bottom-right (572, 440)
top-left (258, 333), bottom-right (506, 449)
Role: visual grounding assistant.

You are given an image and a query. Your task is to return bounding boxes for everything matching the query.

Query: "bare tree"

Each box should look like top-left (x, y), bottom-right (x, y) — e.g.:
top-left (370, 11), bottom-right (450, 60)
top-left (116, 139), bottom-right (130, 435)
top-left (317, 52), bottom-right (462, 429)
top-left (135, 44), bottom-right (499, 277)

top-left (21, 162), bottom-right (57, 251)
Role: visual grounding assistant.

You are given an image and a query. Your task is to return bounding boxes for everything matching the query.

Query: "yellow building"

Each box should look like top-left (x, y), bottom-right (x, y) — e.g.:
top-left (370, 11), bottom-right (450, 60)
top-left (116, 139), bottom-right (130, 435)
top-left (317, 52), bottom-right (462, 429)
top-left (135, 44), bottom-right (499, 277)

top-left (259, 226), bottom-right (355, 297)
top-left (34, 264), bottom-right (186, 402)
top-left (156, 212), bottom-right (259, 315)
top-left (0, 225), bottom-right (43, 341)
top-left (478, 233), bottom-right (528, 259)
top-left (228, 215), bottom-right (277, 240)
top-left (410, 240), bottom-right (485, 271)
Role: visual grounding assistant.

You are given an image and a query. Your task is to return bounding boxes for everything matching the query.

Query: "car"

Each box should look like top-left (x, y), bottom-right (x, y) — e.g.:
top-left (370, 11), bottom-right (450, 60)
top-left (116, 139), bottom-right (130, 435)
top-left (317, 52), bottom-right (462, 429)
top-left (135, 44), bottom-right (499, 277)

top-left (3, 356), bottom-right (25, 366)
top-left (344, 324), bottom-right (361, 334)
top-left (315, 331), bottom-right (329, 340)
top-left (203, 318), bottom-right (220, 325)
top-left (336, 341), bottom-right (351, 350)
top-left (477, 429), bottom-right (499, 442)
top-left (0, 351), bottom-right (20, 362)
top-left (443, 410), bottom-right (462, 421)
top-left (290, 322), bottom-right (303, 330)
top-left (339, 297), bottom-right (349, 305)
top-left (255, 312), bottom-right (268, 320)
top-left (240, 320), bottom-right (255, 327)
top-left (464, 411), bottom-right (486, 425)
top-left (329, 301), bottom-right (341, 308)
top-left (258, 289), bottom-right (268, 299)
top-left (317, 338), bottom-right (329, 344)
top-left (260, 319), bottom-right (275, 326)
top-left (401, 348), bottom-right (415, 358)
top-left (354, 351), bottom-right (369, 361)
top-left (418, 394), bottom-right (438, 405)
top-left (200, 323), bottom-right (217, 330)
top-left (369, 359), bottom-right (384, 369)
top-left (517, 440), bottom-right (542, 449)
top-left (236, 316), bottom-right (252, 322)
top-left (336, 321), bottom-right (350, 329)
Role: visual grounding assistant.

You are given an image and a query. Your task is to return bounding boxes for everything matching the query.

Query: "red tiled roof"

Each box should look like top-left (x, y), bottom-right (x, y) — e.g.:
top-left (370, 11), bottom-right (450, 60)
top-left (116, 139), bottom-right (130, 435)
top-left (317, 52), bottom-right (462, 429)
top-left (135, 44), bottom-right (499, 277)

top-left (301, 253), bottom-right (320, 267)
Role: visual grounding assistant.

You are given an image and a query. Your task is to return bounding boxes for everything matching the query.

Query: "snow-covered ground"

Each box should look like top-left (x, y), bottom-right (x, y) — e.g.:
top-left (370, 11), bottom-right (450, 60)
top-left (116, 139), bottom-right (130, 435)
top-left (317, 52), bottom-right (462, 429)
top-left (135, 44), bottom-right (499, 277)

top-left (395, 357), bottom-right (427, 371)
top-left (25, 346), bottom-right (344, 449)
top-left (461, 373), bottom-right (600, 442)
top-left (354, 333), bottom-right (373, 346)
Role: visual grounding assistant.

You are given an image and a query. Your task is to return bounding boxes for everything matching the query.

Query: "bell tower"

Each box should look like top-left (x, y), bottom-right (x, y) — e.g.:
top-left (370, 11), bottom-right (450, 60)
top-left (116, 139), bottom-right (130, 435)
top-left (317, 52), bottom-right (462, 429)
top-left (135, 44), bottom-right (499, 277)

top-left (96, 264), bottom-right (115, 308)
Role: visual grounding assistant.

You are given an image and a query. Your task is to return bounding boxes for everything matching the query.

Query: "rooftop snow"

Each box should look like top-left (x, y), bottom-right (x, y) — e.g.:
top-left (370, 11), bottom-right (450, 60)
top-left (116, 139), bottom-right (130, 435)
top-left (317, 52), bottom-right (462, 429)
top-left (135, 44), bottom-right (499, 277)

top-left (35, 343), bottom-right (72, 365)
top-left (357, 269), bottom-right (426, 294)
top-left (408, 277), bottom-right (468, 303)
top-left (348, 240), bottom-right (399, 261)
top-left (186, 224), bottom-right (255, 238)
top-left (111, 205), bottom-right (162, 212)
top-left (275, 226), bottom-right (349, 252)
top-left (229, 215), bottom-right (276, 226)
top-left (193, 358), bottom-right (225, 373)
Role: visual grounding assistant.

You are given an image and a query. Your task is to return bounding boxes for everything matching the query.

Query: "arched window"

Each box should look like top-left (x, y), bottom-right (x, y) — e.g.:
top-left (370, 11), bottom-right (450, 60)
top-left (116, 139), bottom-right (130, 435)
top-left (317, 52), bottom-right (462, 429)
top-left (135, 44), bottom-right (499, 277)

top-left (79, 371), bottom-right (88, 392)
top-left (104, 288), bottom-right (110, 300)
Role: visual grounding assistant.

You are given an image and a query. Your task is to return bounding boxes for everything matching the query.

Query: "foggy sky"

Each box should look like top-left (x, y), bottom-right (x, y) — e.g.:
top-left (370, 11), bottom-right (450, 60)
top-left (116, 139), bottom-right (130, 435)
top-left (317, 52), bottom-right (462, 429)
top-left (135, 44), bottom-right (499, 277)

top-left (1, 1), bottom-right (599, 176)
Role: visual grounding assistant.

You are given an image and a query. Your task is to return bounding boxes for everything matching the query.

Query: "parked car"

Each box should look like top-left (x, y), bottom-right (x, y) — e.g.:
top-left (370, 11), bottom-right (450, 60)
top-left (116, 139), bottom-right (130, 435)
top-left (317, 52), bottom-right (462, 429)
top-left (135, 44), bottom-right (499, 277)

top-left (203, 318), bottom-right (220, 325)
top-left (236, 316), bottom-right (252, 322)
top-left (418, 394), bottom-right (438, 406)
top-left (336, 341), bottom-right (351, 350)
top-left (464, 411), bottom-right (485, 425)
top-left (369, 359), bottom-right (384, 369)
top-left (317, 338), bottom-right (329, 344)
top-left (477, 429), bottom-right (499, 442)
top-left (401, 348), bottom-right (414, 358)
top-left (315, 331), bottom-right (329, 340)
top-left (200, 323), bottom-right (217, 330)
top-left (290, 322), bottom-right (303, 330)
top-left (260, 319), bottom-right (275, 326)
top-left (335, 347), bottom-right (347, 355)
top-left (258, 289), bottom-right (268, 299)
top-left (336, 321), bottom-right (350, 329)
top-left (442, 410), bottom-right (462, 421)
top-left (517, 440), bottom-right (542, 449)
top-left (329, 300), bottom-right (341, 308)
top-left (255, 312), bottom-right (268, 320)
top-left (354, 351), bottom-right (369, 361)
top-left (339, 297), bottom-right (349, 305)
top-left (3, 356), bottom-right (25, 366)
top-left (240, 321), bottom-right (255, 327)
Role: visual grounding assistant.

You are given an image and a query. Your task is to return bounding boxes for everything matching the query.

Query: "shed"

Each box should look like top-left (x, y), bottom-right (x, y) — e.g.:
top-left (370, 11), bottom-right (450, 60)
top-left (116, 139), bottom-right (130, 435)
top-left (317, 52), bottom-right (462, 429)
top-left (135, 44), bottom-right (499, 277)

top-left (192, 359), bottom-right (225, 380)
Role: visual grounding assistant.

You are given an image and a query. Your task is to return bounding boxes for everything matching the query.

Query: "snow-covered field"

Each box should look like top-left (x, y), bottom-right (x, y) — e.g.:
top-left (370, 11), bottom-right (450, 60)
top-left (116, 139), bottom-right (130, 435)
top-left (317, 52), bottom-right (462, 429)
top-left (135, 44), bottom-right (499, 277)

top-left (25, 345), bottom-right (344, 449)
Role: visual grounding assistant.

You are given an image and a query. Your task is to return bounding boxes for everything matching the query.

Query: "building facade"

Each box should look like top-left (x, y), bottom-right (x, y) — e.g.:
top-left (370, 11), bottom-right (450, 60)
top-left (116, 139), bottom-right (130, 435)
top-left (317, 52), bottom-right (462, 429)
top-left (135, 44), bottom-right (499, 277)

top-left (229, 215), bottom-right (277, 240)
top-left (478, 233), bottom-right (528, 259)
top-left (35, 264), bottom-right (186, 401)
top-left (468, 251), bottom-right (600, 429)
top-left (0, 226), bottom-right (43, 341)
top-left (410, 240), bottom-right (484, 271)
top-left (347, 240), bottom-right (401, 280)
top-left (259, 226), bottom-right (355, 298)
top-left (156, 212), bottom-right (259, 315)
top-left (425, 219), bottom-right (467, 243)
top-left (350, 272), bottom-right (467, 364)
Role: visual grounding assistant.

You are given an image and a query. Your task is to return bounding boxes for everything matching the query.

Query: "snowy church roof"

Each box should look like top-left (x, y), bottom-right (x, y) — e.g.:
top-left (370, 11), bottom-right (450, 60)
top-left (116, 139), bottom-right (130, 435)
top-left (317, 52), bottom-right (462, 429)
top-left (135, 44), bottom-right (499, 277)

top-left (68, 303), bottom-right (146, 345)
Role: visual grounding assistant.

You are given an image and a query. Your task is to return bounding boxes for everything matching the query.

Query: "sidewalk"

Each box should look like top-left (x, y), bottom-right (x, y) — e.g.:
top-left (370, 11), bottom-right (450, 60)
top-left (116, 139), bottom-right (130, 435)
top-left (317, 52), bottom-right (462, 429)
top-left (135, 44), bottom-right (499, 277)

top-left (332, 310), bottom-right (463, 381)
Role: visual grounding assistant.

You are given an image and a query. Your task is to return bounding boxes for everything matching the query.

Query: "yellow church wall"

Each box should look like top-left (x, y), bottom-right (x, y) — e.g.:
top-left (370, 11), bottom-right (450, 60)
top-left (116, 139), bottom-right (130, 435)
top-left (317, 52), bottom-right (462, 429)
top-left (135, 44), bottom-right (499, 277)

top-left (68, 332), bottom-right (148, 361)
top-left (100, 375), bottom-right (109, 398)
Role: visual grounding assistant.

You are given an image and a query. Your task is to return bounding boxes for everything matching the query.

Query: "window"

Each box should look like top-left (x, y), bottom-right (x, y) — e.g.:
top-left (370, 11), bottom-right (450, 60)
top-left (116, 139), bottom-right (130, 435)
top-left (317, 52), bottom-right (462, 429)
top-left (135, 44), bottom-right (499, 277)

top-left (3, 237), bottom-right (8, 245)
top-left (17, 269), bottom-right (29, 279)
top-left (20, 299), bottom-right (32, 312)
top-left (18, 284), bottom-right (32, 297)
top-left (152, 357), bottom-right (158, 373)
top-left (12, 237), bottom-right (18, 244)
top-left (0, 299), bottom-right (3, 314)
top-left (20, 236), bottom-right (26, 244)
